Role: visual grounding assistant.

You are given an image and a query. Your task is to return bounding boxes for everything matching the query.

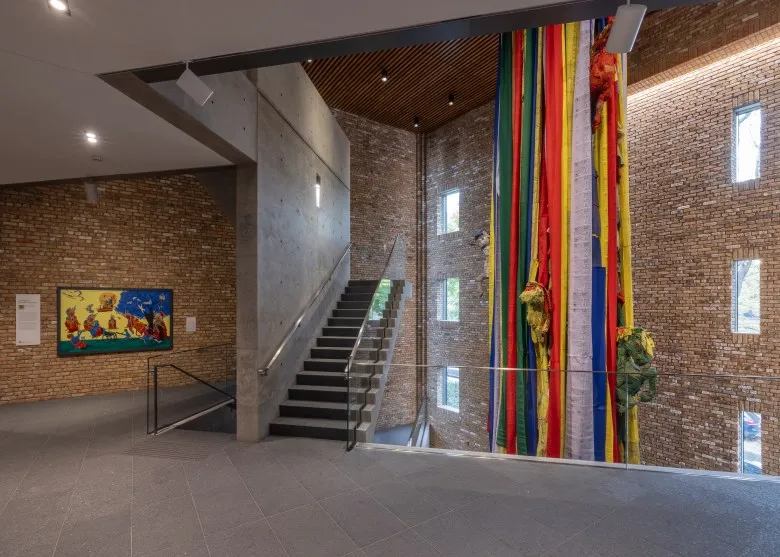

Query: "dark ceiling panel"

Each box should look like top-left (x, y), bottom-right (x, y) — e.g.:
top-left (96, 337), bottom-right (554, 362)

top-left (303, 35), bottom-right (499, 133)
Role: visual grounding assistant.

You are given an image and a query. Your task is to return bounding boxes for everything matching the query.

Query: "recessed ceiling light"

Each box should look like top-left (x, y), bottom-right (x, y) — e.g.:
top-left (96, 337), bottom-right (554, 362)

top-left (413, 116), bottom-right (420, 128)
top-left (380, 69), bottom-right (388, 83)
top-left (448, 93), bottom-right (455, 106)
top-left (48, 0), bottom-right (70, 14)
top-left (85, 131), bottom-right (98, 144)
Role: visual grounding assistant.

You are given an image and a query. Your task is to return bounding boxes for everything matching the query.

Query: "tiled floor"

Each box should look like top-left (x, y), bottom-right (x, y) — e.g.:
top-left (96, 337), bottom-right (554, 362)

top-left (1, 392), bottom-right (778, 557)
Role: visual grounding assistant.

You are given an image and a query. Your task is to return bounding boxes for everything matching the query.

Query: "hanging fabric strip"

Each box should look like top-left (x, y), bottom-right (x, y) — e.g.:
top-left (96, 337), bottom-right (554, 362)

top-left (543, 24), bottom-right (564, 459)
top-left (496, 33), bottom-right (514, 452)
top-left (488, 35), bottom-right (503, 453)
top-left (565, 20), bottom-right (594, 461)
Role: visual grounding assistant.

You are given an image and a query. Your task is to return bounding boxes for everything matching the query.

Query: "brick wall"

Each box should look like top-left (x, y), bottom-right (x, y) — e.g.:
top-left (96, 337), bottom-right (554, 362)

top-left (630, 0), bottom-right (780, 86)
top-left (333, 109), bottom-right (419, 429)
top-left (424, 102), bottom-right (494, 451)
top-left (628, 37), bottom-right (780, 474)
top-left (0, 175), bottom-right (236, 403)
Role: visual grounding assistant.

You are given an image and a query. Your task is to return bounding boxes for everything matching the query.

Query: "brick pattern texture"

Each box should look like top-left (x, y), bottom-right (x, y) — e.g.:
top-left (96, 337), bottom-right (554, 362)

top-left (0, 175), bottom-right (236, 404)
top-left (630, 0), bottom-right (780, 86)
top-left (333, 109), bottom-right (419, 429)
top-left (629, 37), bottom-right (780, 475)
top-left (424, 103), bottom-right (495, 452)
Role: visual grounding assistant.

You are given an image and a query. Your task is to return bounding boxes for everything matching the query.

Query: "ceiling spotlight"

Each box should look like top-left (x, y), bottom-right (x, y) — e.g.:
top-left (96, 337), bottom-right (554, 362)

top-left (48, 0), bottom-right (70, 14)
top-left (380, 69), bottom-right (388, 82)
top-left (176, 62), bottom-right (214, 106)
top-left (413, 117), bottom-right (420, 128)
top-left (448, 94), bottom-right (455, 106)
top-left (306, 59), bottom-right (313, 63)
top-left (606, 1), bottom-right (647, 53)
top-left (84, 131), bottom-right (98, 145)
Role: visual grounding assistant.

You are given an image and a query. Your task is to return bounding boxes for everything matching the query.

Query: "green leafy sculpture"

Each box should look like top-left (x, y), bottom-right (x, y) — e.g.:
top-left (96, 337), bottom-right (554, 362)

top-left (615, 327), bottom-right (657, 413)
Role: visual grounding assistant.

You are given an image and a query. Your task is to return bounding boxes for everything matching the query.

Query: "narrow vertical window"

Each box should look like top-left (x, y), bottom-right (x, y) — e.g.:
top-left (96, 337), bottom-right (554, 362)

top-left (732, 260), bottom-right (760, 334)
top-left (439, 366), bottom-right (460, 412)
top-left (739, 411), bottom-right (761, 474)
top-left (734, 104), bottom-right (761, 183)
top-left (440, 190), bottom-right (460, 234)
top-left (439, 278), bottom-right (460, 322)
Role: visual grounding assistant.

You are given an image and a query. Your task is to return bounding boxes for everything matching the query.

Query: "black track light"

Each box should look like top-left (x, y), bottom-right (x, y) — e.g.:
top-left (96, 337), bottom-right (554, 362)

top-left (413, 116), bottom-right (420, 128)
top-left (380, 69), bottom-right (388, 82)
top-left (448, 93), bottom-right (455, 106)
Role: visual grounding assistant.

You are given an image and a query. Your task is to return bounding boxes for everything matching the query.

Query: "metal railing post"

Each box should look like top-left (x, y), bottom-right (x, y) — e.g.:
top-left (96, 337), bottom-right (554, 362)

top-left (153, 365), bottom-right (158, 435)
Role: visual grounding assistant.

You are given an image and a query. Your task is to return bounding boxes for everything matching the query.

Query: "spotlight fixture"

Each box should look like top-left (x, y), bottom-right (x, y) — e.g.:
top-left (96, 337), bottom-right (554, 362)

top-left (84, 131), bottom-right (98, 145)
top-left (380, 69), bottom-right (388, 82)
top-left (448, 94), bottom-right (455, 106)
top-left (314, 174), bottom-right (321, 208)
top-left (606, 0), bottom-right (647, 53)
top-left (84, 182), bottom-right (99, 204)
top-left (413, 116), bottom-right (420, 128)
top-left (306, 59), bottom-right (313, 63)
top-left (48, 0), bottom-right (70, 14)
top-left (176, 62), bottom-right (214, 106)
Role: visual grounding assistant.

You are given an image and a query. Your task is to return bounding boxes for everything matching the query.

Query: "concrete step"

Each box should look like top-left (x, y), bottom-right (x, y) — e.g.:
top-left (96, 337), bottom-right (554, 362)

top-left (345, 285), bottom-right (377, 294)
top-left (337, 301), bottom-right (371, 310)
top-left (322, 326), bottom-right (360, 337)
top-left (328, 317), bottom-right (365, 327)
top-left (269, 417), bottom-right (354, 441)
top-left (304, 358), bottom-right (348, 372)
top-left (332, 308), bottom-right (368, 318)
top-left (341, 292), bottom-right (374, 302)
top-left (288, 385), bottom-right (353, 403)
top-left (349, 280), bottom-right (379, 287)
top-left (316, 336), bottom-right (358, 348)
top-left (311, 346), bottom-right (352, 359)
top-left (279, 400), bottom-right (360, 421)
top-left (297, 371), bottom-right (371, 387)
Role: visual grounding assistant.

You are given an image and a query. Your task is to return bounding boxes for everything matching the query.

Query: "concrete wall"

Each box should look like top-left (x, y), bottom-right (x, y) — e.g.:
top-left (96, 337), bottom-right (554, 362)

top-left (0, 175), bottom-right (236, 403)
top-left (236, 64), bottom-right (350, 441)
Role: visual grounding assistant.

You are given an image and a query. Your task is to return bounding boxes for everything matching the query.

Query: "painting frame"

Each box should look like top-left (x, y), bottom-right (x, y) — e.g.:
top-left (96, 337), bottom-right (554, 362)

top-left (57, 287), bottom-right (174, 357)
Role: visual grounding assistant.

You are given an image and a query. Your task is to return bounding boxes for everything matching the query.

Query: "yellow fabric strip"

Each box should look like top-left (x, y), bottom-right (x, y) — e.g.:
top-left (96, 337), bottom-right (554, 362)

top-left (529, 33), bottom-right (543, 284)
top-left (616, 55), bottom-right (634, 329)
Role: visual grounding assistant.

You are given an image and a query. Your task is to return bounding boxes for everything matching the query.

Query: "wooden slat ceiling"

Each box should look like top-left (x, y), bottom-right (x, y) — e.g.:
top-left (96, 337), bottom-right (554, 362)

top-left (304, 34), bottom-right (498, 134)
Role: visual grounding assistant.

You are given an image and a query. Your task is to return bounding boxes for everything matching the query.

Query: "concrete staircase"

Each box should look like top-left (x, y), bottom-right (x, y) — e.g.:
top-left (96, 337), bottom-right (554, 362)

top-left (269, 279), bottom-right (409, 442)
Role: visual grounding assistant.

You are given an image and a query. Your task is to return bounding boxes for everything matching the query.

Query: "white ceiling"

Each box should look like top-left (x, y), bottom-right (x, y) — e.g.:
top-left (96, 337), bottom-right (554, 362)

top-left (0, 0), bottom-right (569, 185)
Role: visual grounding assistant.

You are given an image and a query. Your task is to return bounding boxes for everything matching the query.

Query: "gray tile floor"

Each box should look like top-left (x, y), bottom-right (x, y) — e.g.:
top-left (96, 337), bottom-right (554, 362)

top-left (1, 391), bottom-right (778, 557)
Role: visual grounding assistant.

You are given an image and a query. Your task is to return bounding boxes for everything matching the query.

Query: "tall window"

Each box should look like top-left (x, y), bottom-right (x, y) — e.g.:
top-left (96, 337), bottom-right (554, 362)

top-left (440, 190), bottom-right (460, 234)
top-left (739, 411), bottom-right (761, 474)
top-left (734, 104), bottom-right (761, 183)
top-left (439, 278), bottom-right (460, 322)
top-left (439, 366), bottom-right (460, 412)
top-left (732, 260), bottom-right (760, 334)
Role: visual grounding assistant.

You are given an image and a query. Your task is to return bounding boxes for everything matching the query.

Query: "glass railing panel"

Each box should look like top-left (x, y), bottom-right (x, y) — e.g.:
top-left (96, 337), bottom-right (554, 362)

top-left (346, 235), bottom-right (407, 450)
top-left (368, 363), bottom-right (779, 477)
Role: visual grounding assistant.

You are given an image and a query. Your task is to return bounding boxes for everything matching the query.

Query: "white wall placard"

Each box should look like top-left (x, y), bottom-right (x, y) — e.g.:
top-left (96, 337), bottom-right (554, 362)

top-left (16, 294), bottom-right (41, 346)
top-left (185, 316), bottom-right (197, 333)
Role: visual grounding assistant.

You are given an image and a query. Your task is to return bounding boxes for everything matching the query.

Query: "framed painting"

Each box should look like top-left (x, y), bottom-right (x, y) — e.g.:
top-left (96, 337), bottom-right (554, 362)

top-left (57, 287), bottom-right (173, 357)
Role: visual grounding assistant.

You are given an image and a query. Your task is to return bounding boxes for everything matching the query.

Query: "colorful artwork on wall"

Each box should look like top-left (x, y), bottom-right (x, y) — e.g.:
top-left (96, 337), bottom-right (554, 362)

top-left (57, 287), bottom-right (173, 356)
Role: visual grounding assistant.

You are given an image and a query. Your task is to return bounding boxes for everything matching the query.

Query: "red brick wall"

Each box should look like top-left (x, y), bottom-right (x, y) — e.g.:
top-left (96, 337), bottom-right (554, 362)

top-left (424, 102), bottom-right (494, 452)
top-left (0, 175), bottom-right (236, 403)
top-left (630, 0), bottom-right (780, 85)
top-left (334, 110), bottom-right (419, 429)
top-left (628, 37), bottom-right (780, 474)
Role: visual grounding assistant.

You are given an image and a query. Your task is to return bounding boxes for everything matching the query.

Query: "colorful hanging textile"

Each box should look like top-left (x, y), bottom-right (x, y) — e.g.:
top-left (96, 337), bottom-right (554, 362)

top-left (487, 17), bottom-right (647, 463)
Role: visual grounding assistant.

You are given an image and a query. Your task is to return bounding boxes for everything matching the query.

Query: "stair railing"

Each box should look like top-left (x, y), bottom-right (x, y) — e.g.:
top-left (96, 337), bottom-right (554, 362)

top-left (258, 242), bottom-right (353, 376)
top-left (345, 234), bottom-right (407, 450)
top-left (147, 342), bottom-right (236, 435)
